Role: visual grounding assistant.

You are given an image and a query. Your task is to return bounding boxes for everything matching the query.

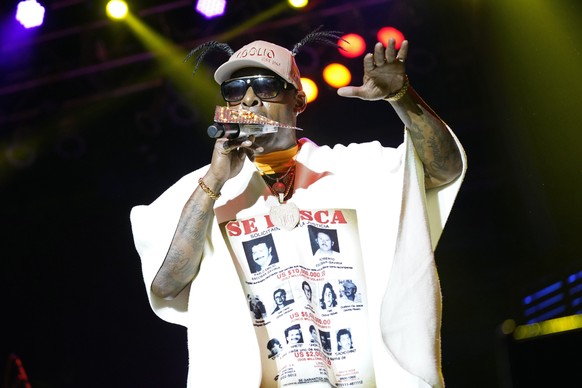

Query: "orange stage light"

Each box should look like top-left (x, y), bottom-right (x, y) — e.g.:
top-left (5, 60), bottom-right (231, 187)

top-left (377, 27), bottom-right (405, 50)
top-left (338, 33), bottom-right (366, 58)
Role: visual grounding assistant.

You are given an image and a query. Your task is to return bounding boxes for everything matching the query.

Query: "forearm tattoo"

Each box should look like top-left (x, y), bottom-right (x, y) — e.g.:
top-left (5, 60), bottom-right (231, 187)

top-left (167, 201), bottom-right (212, 282)
top-left (407, 110), bottom-right (459, 183)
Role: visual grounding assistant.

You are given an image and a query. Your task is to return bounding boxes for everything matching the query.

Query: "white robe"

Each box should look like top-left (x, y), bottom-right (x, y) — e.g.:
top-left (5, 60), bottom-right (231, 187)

top-left (130, 129), bottom-right (467, 387)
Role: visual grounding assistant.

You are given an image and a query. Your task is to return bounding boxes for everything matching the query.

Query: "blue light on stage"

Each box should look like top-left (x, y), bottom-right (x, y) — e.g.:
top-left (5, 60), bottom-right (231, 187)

top-left (522, 281), bottom-right (563, 305)
top-left (521, 269), bottom-right (582, 323)
top-left (567, 270), bottom-right (582, 283)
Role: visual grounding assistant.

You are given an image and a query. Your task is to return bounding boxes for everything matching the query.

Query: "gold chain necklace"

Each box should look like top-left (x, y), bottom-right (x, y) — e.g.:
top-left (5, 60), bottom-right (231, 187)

top-left (255, 147), bottom-right (301, 231)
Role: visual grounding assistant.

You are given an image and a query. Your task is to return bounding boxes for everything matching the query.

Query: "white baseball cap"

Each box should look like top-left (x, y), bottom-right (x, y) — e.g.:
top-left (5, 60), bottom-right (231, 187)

top-left (214, 40), bottom-right (302, 90)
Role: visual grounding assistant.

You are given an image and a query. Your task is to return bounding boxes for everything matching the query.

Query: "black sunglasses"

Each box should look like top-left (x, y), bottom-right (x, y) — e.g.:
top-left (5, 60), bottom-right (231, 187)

top-left (221, 75), bottom-right (292, 102)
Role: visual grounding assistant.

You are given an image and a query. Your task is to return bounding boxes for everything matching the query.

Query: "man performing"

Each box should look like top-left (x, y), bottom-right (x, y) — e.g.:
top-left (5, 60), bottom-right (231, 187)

top-left (130, 27), bottom-right (466, 387)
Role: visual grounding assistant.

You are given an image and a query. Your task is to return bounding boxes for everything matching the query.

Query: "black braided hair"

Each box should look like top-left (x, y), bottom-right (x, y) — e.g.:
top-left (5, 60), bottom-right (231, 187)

top-left (291, 25), bottom-right (346, 55)
top-left (183, 41), bottom-right (234, 75)
top-left (183, 26), bottom-right (345, 76)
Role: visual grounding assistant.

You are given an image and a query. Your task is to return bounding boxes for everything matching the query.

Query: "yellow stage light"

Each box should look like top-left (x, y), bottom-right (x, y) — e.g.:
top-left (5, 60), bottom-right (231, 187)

top-left (288, 0), bottom-right (308, 8)
top-left (513, 315), bottom-right (582, 340)
top-left (300, 78), bottom-right (318, 103)
top-left (106, 0), bottom-right (128, 20)
top-left (323, 63), bottom-right (351, 89)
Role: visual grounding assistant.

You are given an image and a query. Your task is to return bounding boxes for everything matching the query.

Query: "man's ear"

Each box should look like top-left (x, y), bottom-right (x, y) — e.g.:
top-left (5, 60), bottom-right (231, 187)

top-left (294, 90), bottom-right (307, 115)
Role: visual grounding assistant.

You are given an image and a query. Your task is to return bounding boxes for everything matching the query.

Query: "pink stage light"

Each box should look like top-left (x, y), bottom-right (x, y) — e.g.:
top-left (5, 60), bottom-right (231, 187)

top-left (195, 0), bottom-right (226, 19)
top-left (15, 0), bottom-right (45, 29)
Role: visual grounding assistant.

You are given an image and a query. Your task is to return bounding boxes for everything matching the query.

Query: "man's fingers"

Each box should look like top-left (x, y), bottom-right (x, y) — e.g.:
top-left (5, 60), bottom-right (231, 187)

top-left (396, 40), bottom-right (409, 62)
top-left (337, 86), bottom-right (363, 98)
top-left (373, 42), bottom-right (386, 67)
top-left (221, 141), bottom-right (233, 154)
top-left (221, 138), bottom-right (266, 161)
top-left (363, 53), bottom-right (375, 73)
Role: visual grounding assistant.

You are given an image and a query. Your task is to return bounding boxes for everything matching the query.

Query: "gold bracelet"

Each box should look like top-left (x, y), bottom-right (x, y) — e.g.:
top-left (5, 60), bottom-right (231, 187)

top-left (198, 178), bottom-right (221, 200)
top-left (386, 76), bottom-right (410, 102)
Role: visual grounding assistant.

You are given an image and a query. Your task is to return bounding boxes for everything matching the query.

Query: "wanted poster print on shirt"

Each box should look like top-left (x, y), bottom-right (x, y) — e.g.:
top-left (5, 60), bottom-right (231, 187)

top-left (220, 208), bottom-right (376, 387)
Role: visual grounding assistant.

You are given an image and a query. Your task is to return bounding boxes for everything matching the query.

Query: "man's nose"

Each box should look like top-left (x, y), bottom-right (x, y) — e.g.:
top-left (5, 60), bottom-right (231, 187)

top-left (241, 86), bottom-right (261, 107)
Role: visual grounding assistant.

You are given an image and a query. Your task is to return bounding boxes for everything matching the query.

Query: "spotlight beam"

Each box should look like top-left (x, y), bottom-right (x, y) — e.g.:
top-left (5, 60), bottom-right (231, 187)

top-left (123, 13), bottom-right (222, 120)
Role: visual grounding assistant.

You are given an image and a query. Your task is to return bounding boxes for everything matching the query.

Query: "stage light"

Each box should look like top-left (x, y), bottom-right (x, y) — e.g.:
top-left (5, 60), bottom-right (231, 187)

top-left (377, 27), bottom-right (405, 50)
top-left (15, 0), bottom-right (45, 29)
top-left (196, 0), bottom-right (226, 19)
top-left (322, 63), bottom-right (351, 89)
top-left (301, 78), bottom-right (318, 103)
top-left (106, 0), bottom-right (129, 20)
top-left (288, 0), bottom-right (308, 8)
top-left (338, 33), bottom-right (366, 58)
top-left (513, 314), bottom-right (582, 340)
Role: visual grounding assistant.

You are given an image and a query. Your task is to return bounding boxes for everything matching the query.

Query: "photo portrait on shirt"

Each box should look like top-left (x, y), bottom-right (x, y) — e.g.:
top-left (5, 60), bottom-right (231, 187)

top-left (319, 281), bottom-right (338, 310)
top-left (309, 324), bottom-right (319, 344)
top-left (302, 280), bottom-right (313, 303)
top-left (336, 328), bottom-right (354, 351)
top-left (318, 329), bottom-right (332, 353)
top-left (272, 286), bottom-right (295, 314)
top-left (242, 233), bottom-right (279, 273)
top-left (308, 225), bottom-right (341, 260)
top-left (247, 293), bottom-right (267, 320)
top-left (267, 338), bottom-right (283, 358)
top-left (285, 324), bottom-right (304, 345)
top-left (339, 279), bottom-right (362, 304)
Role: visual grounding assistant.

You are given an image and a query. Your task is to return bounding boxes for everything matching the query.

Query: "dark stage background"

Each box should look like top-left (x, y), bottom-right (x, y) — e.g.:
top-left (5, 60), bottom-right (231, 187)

top-left (2, 0), bottom-right (581, 387)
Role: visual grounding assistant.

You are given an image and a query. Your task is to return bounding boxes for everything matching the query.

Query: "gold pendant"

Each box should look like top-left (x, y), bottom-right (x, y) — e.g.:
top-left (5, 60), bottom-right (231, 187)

top-left (269, 201), bottom-right (300, 231)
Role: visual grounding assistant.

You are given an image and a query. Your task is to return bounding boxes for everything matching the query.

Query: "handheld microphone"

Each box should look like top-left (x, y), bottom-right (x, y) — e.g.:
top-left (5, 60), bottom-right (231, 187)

top-left (207, 123), bottom-right (278, 139)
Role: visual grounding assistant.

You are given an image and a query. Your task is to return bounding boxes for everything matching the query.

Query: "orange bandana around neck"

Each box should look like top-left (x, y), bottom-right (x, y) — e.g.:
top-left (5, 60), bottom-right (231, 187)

top-left (254, 144), bottom-right (299, 175)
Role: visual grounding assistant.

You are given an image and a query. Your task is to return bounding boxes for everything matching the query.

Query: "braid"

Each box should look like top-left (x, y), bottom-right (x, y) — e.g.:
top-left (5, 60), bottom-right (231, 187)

top-left (183, 41), bottom-right (234, 75)
top-left (291, 25), bottom-right (346, 55)
top-left (183, 26), bottom-right (345, 76)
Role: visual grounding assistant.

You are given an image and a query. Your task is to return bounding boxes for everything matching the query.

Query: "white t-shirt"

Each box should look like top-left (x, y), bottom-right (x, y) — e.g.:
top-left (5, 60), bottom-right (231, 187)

top-left (130, 131), bottom-right (466, 388)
